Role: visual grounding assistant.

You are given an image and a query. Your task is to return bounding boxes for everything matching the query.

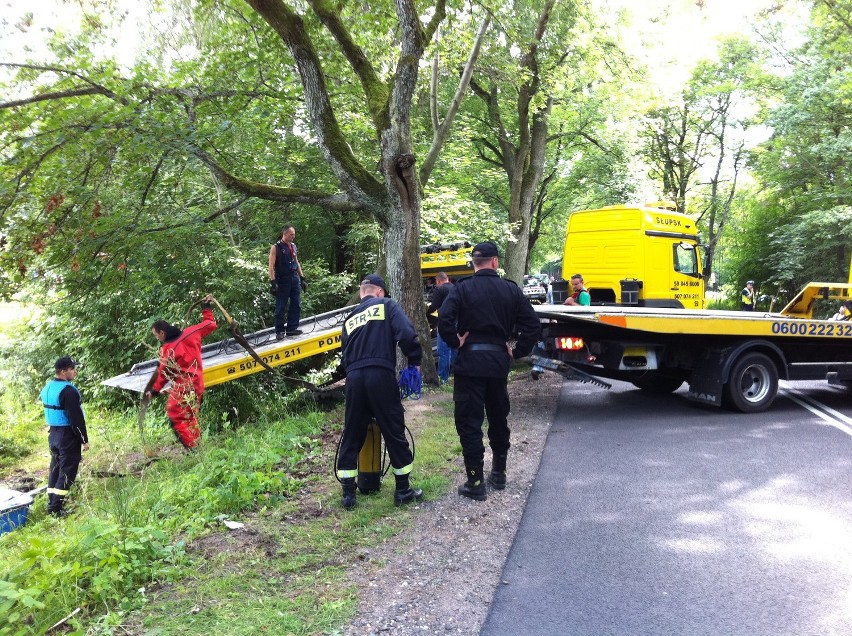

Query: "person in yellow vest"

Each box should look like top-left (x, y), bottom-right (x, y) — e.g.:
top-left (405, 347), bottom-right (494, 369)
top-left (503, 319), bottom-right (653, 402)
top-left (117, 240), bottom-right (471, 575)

top-left (40, 356), bottom-right (88, 517)
top-left (741, 280), bottom-right (755, 311)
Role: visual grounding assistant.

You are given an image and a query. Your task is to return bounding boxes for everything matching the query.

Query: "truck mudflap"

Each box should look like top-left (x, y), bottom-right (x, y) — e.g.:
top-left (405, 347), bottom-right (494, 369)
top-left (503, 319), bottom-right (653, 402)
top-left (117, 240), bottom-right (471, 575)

top-left (528, 355), bottom-right (613, 390)
top-left (686, 348), bottom-right (726, 407)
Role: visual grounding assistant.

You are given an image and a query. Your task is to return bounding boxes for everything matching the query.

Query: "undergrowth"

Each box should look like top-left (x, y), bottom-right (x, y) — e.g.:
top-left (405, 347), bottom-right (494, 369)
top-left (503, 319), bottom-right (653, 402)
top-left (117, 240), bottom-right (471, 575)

top-left (0, 386), bottom-right (457, 636)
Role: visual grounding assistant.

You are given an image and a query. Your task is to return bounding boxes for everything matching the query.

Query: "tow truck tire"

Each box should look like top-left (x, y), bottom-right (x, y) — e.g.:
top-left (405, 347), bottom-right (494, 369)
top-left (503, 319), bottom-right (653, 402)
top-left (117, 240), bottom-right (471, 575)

top-left (722, 352), bottom-right (779, 413)
top-left (631, 374), bottom-right (683, 394)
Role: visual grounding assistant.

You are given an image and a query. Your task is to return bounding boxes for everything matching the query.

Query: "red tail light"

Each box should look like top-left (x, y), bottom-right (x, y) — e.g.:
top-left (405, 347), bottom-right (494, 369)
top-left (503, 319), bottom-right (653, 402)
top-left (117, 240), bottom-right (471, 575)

top-left (556, 337), bottom-right (584, 351)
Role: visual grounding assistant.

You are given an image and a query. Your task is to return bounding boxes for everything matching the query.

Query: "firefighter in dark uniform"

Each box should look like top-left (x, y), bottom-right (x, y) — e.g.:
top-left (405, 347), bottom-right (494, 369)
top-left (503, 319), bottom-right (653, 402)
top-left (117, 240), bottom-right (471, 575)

top-left (336, 274), bottom-right (424, 509)
top-left (438, 241), bottom-right (541, 501)
top-left (40, 356), bottom-right (89, 516)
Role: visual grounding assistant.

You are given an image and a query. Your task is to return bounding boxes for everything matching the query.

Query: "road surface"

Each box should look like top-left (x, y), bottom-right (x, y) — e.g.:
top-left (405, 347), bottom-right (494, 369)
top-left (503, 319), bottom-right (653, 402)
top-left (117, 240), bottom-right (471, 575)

top-left (483, 379), bottom-right (852, 636)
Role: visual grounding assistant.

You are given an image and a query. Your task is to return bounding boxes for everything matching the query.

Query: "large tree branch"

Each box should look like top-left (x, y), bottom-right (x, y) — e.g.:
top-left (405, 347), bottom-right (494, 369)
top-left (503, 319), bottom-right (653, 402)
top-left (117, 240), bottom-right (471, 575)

top-left (0, 87), bottom-right (113, 109)
top-left (0, 62), bottom-right (130, 105)
top-left (244, 0), bottom-right (385, 207)
top-left (307, 0), bottom-right (390, 131)
top-left (420, 14), bottom-right (490, 186)
top-left (470, 77), bottom-right (514, 177)
top-left (194, 147), bottom-right (364, 210)
top-left (422, 0), bottom-right (448, 43)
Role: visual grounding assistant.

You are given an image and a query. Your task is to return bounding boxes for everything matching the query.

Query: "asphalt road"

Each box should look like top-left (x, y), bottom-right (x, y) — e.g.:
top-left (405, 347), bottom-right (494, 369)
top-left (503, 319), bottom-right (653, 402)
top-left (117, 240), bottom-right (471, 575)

top-left (482, 378), bottom-right (852, 636)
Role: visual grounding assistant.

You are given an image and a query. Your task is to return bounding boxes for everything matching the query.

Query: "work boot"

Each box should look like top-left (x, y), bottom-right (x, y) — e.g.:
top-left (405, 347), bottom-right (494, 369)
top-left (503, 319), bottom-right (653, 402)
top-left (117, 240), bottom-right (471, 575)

top-left (458, 463), bottom-right (487, 501)
top-left (488, 453), bottom-right (507, 490)
top-left (341, 477), bottom-right (357, 510)
top-left (394, 487), bottom-right (424, 506)
top-left (393, 473), bottom-right (423, 506)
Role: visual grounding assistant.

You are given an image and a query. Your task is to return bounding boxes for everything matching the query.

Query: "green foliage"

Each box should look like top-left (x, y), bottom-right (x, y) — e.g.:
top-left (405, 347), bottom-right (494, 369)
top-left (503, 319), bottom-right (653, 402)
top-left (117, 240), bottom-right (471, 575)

top-left (0, 380), bottom-right (464, 635)
top-left (0, 406), bottom-right (333, 633)
top-left (722, 3), bottom-right (852, 293)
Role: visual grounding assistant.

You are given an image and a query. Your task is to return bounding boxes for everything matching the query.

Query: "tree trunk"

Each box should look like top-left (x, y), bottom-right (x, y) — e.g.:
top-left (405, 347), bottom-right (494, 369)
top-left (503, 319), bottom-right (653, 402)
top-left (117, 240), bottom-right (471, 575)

top-left (503, 100), bottom-right (551, 284)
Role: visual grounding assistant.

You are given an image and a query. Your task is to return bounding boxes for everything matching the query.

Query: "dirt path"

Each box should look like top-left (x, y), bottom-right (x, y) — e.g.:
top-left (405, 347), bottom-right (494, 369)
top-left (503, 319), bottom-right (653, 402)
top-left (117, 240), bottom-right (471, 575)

top-left (343, 371), bottom-right (562, 635)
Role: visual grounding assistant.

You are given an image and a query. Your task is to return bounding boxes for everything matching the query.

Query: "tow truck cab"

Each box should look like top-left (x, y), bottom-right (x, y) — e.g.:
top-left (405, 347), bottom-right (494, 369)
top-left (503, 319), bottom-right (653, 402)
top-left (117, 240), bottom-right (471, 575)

top-left (558, 202), bottom-right (705, 309)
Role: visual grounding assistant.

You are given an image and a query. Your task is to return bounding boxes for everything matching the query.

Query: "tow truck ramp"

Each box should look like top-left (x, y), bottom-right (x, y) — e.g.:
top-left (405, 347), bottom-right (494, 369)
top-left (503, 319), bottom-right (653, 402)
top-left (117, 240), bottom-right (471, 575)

top-left (103, 307), bottom-right (350, 393)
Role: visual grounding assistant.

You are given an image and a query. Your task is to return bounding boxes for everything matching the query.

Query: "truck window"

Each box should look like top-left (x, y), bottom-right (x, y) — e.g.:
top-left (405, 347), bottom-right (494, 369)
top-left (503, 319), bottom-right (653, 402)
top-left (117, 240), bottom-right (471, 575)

top-left (673, 243), bottom-right (698, 276)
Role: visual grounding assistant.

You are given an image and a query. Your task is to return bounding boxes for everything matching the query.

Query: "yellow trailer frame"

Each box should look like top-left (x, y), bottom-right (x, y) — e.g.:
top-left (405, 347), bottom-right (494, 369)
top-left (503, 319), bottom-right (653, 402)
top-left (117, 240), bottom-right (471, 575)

top-left (103, 307), bottom-right (350, 393)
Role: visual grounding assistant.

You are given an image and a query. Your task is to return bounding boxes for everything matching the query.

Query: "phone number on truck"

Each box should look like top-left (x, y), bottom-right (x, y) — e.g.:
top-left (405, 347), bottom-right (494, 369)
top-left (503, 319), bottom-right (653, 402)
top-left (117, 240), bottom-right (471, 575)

top-left (770, 321), bottom-right (852, 337)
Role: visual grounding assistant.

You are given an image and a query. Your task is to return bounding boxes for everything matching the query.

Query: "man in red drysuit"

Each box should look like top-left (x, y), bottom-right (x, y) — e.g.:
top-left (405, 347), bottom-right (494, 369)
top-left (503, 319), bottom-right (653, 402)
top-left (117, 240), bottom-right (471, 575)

top-left (145, 294), bottom-right (217, 448)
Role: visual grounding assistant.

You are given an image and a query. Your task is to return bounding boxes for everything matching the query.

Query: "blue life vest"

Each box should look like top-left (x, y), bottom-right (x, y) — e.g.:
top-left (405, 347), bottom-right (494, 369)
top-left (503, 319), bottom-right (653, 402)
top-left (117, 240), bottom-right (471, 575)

top-left (40, 379), bottom-right (78, 426)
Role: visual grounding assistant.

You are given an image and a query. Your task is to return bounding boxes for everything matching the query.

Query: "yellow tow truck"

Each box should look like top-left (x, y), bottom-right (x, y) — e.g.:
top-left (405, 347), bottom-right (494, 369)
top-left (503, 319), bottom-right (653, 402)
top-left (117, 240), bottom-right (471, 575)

top-left (533, 273), bottom-right (852, 413)
top-left (554, 202), bottom-right (704, 308)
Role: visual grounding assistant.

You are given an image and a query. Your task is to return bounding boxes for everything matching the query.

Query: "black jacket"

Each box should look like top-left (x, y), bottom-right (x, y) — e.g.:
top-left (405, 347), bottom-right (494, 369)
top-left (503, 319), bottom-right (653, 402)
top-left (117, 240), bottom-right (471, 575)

top-left (438, 269), bottom-right (541, 378)
top-left (342, 296), bottom-right (422, 372)
top-left (427, 283), bottom-right (452, 316)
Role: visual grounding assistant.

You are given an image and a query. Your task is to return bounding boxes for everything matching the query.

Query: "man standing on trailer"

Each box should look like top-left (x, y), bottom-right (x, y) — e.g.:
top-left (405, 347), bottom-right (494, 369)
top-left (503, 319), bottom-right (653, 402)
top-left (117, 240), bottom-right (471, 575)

top-left (269, 224), bottom-right (307, 340)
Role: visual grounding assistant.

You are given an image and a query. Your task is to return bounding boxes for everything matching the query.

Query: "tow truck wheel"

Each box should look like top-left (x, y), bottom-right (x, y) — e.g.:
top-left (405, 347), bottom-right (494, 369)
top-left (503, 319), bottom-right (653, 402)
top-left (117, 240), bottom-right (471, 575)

top-left (722, 352), bottom-right (779, 413)
top-left (631, 374), bottom-right (683, 394)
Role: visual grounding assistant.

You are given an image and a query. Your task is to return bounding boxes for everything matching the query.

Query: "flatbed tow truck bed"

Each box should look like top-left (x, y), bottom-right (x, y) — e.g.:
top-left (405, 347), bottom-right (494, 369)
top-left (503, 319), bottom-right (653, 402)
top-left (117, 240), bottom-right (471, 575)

top-left (532, 283), bottom-right (852, 413)
top-left (103, 307), bottom-right (349, 394)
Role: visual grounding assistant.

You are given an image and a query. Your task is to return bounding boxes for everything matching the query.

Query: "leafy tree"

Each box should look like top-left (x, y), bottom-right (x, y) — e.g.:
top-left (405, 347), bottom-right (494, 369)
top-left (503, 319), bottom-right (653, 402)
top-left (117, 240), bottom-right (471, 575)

top-left (0, 0), bottom-right (500, 385)
top-left (641, 36), bottom-right (766, 280)
top-left (464, 0), bottom-right (626, 283)
top-left (734, 0), bottom-right (852, 292)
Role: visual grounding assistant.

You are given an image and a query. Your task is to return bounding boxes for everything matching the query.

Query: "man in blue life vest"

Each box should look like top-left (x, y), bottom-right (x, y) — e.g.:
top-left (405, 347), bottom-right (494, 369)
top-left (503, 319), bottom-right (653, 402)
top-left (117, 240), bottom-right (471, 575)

top-left (336, 274), bottom-right (423, 509)
top-left (40, 356), bottom-right (88, 516)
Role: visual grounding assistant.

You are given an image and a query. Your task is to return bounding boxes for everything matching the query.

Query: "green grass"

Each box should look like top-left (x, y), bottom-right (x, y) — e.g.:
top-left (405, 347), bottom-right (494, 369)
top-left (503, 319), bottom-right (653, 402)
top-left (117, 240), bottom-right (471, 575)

top-left (0, 386), bottom-right (461, 636)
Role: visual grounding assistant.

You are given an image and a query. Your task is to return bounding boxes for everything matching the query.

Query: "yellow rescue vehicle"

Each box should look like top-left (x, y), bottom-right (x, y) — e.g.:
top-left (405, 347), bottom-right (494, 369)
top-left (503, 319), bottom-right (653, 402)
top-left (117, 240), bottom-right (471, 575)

top-left (420, 241), bottom-right (473, 278)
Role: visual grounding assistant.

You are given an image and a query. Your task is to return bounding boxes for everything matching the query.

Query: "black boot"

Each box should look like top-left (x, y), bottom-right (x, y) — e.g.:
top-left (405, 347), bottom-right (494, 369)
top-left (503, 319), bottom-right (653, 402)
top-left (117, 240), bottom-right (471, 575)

top-left (393, 473), bottom-right (424, 506)
top-left (458, 463), bottom-right (487, 501)
top-left (341, 477), bottom-right (357, 510)
top-left (488, 453), bottom-right (507, 490)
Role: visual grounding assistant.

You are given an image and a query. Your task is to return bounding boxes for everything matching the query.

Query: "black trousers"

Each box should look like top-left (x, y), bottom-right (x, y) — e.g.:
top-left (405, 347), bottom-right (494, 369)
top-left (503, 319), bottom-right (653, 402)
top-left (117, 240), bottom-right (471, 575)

top-left (47, 426), bottom-right (82, 513)
top-left (337, 367), bottom-right (414, 474)
top-left (453, 374), bottom-right (511, 466)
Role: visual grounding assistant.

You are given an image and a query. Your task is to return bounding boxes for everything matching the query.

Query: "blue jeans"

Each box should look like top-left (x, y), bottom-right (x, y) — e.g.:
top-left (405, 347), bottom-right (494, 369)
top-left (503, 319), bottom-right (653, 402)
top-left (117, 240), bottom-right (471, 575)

top-left (274, 274), bottom-right (301, 334)
top-left (437, 332), bottom-right (457, 383)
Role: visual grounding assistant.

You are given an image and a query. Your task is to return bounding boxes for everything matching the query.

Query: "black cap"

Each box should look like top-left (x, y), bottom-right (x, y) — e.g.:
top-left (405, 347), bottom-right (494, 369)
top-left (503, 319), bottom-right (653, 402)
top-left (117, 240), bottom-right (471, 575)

top-left (472, 241), bottom-right (499, 258)
top-left (747, 280), bottom-right (755, 285)
top-left (54, 356), bottom-right (79, 371)
top-left (360, 274), bottom-right (388, 296)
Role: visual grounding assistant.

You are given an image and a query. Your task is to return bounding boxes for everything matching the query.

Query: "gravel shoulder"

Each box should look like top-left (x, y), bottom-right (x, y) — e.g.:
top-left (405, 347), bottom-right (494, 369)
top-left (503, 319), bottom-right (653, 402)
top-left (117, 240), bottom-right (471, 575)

top-left (343, 371), bottom-right (562, 635)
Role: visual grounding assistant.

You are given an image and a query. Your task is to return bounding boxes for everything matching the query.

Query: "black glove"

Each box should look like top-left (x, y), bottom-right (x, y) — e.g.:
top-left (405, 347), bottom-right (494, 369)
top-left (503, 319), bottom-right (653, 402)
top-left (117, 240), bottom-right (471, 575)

top-left (300, 277), bottom-right (307, 292)
top-left (269, 280), bottom-right (278, 296)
